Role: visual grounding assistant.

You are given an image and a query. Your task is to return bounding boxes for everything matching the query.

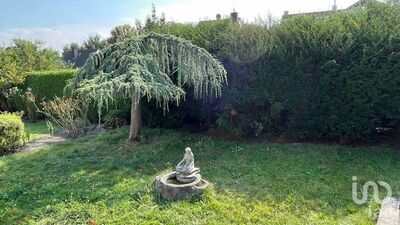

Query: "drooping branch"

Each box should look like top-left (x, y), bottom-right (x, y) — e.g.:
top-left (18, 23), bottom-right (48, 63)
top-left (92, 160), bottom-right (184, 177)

top-left (69, 32), bottom-right (227, 118)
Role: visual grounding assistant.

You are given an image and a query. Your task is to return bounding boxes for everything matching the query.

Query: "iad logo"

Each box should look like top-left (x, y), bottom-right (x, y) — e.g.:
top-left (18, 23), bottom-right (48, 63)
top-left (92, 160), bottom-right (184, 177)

top-left (352, 176), bottom-right (392, 205)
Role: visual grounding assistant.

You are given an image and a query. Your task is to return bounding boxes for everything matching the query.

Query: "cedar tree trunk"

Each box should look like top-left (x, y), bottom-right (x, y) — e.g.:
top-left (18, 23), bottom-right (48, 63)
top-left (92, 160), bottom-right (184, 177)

top-left (128, 98), bottom-right (142, 143)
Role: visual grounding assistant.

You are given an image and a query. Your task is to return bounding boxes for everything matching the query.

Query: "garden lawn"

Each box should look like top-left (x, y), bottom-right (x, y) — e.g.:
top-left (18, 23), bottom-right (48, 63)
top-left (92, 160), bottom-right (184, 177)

top-left (0, 127), bottom-right (399, 224)
top-left (25, 121), bottom-right (57, 141)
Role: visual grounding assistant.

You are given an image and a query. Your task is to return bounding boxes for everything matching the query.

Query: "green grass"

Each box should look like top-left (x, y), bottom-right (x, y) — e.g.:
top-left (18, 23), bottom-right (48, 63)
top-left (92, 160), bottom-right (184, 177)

top-left (25, 121), bottom-right (57, 140)
top-left (0, 127), bottom-right (399, 224)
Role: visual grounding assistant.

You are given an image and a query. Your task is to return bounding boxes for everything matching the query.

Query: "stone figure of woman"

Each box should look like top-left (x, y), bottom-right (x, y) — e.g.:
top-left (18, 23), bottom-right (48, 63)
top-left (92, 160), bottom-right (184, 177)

top-left (176, 147), bottom-right (195, 173)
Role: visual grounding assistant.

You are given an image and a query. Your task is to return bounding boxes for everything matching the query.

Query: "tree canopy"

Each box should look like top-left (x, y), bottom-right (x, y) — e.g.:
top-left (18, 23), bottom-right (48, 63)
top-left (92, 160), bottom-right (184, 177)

top-left (107, 24), bottom-right (137, 44)
top-left (0, 39), bottom-right (66, 111)
top-left (83, 34), bottom-right (108, 50)
top-left (70, 33), bottom-right (227, 117)
top-left (0, 39), bottom-right (65, 89)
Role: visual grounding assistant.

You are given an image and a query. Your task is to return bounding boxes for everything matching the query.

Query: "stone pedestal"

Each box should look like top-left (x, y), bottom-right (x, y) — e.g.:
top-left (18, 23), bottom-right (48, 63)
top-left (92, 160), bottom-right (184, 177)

top-left (154, 171), bottom-right (209, 201)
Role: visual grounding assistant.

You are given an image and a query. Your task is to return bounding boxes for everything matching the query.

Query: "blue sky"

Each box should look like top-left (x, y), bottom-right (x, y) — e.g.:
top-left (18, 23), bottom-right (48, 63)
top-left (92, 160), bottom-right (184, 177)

top-left (0, 0), bottom-right (359, 51)
top-left (0, 0), bottom-right (167, 30)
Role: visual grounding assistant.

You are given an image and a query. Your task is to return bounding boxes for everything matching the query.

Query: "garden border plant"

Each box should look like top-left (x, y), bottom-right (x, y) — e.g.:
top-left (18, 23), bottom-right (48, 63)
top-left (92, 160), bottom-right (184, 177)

top-left (0, 112), bottom-right (26, 154)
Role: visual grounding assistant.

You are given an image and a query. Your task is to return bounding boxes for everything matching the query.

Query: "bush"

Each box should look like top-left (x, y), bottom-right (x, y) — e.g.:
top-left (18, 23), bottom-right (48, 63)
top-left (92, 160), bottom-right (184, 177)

top-left (0, 113), bottom-right (26, 154)
top-left (21, 69), bottom-right (77, 102)
top-left (14, 69), bottom-right (77, 121)
top-left (38, 97), bottom-right (88, 138)
top-left (250, 2), bottom-right (400, 141)
top-left (157, 2), bottom-right (399, 142)
top-left (153, 19), bottom-right (233, 53)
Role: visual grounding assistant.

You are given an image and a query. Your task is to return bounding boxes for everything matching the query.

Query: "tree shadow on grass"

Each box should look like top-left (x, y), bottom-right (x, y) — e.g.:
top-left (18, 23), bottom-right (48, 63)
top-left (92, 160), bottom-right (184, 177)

top-left (0, 127), bottom-right (399, 223)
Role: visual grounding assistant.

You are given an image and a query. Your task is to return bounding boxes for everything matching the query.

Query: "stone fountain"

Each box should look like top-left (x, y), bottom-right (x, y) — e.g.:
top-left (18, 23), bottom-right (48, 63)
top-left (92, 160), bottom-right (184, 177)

top-left (154, 147), bottom-right (209, 200)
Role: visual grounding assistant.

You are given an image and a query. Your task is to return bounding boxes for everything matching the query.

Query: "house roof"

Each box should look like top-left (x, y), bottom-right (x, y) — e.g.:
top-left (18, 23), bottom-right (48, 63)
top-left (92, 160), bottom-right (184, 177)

top-left (282, 0), bottom-right (376, 20)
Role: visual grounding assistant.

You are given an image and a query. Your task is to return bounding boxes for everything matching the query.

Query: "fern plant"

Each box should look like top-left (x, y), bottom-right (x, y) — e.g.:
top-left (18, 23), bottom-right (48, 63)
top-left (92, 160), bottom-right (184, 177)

top-left (69, 32), bottom-right (227, 143)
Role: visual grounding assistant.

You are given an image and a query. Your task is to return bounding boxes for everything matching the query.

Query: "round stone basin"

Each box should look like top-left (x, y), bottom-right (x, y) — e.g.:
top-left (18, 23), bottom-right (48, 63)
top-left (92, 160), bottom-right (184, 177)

top-left (154, 171), bottom-right (209, 200)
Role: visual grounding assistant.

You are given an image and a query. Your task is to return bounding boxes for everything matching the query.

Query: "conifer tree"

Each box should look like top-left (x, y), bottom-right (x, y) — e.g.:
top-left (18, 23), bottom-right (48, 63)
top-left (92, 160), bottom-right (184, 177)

top-left (70, 33), bottom-right (227, 143)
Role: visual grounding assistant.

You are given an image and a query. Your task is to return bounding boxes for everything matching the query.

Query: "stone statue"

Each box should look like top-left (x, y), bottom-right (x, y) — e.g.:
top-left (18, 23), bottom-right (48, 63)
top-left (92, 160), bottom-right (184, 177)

top-left (176, 147), bottom-right (200, 183)
top-left (176, 147), bottom-right (195, 172)
top-left (154, 146), bottom-right (209, 200)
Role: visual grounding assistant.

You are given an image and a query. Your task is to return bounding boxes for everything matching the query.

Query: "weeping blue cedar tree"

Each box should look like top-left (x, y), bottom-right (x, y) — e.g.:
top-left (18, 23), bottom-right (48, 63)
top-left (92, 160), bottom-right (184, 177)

top-left (69, 33), bottom-right (227, 142)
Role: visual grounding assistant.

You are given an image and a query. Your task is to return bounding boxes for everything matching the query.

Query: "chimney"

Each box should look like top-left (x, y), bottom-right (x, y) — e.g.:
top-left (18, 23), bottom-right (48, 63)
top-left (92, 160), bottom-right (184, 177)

top-left (230, 10), bottom-right (238, 22)
top-left (282, 11), bottom-right (289, 19)
top-left (332, 0), bottom-right (338, 11)
top-left (216, 14), bottom-right (221, 20)
top-left (72, 46), bottom-right (78, 59)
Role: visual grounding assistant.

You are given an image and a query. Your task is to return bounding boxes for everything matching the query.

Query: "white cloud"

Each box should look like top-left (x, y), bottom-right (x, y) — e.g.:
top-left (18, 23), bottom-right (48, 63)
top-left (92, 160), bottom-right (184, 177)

top-left (0, 24), bottom-right (112, 52)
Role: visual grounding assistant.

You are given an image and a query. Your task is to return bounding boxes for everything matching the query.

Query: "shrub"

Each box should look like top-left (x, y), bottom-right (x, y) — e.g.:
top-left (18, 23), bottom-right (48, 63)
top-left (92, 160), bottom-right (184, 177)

top-left (218, 22), bottom-right (272, 64)
top-left (38, 97), bottom-right (88, 138)
top-left (21, 69), bottom-right (77, 102)
top-left (250, 2), bottom-right (400, 141)
top-left (15, 69), bottom-right (77, 121)
top-left (211, 22), bottom-right (273, 137)
top-left (152, 19), bottom-right (234, 54)
top-left (0, 113), bottom-right (26, 154)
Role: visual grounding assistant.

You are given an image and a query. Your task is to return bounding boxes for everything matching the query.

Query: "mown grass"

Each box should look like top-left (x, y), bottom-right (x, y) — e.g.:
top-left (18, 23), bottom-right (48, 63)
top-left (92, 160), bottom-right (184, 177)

top-left (0, 127), bottom-right (399, 224)
top-left (25, 121), bottom-right (54, 141)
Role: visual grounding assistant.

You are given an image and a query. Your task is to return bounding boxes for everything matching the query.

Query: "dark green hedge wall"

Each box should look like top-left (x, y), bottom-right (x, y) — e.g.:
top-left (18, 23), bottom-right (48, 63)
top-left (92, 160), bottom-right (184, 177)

top-left (147, 2), bottom-right (400, 141)
top-left (14, 69), bottom-right (77, 120)
top-left (250, 2), bottom-right (400, 141)
top-left (21, 69), bottom-right (77, 102)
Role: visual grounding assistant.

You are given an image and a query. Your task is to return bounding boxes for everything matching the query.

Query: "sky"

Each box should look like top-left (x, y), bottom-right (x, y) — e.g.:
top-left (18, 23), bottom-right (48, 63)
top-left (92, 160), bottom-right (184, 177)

top-left (0, 0), bottom-right (360, 52)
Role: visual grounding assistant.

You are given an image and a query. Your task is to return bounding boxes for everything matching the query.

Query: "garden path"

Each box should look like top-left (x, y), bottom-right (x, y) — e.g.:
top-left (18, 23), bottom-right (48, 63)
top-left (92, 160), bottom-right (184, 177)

top-left (18, 135), bottom-right (67, 152)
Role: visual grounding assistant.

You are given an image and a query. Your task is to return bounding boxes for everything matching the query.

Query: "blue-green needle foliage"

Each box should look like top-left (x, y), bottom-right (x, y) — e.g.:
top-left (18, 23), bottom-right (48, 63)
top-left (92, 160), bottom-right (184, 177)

top-left (69, 33), bottom-right (227, 117)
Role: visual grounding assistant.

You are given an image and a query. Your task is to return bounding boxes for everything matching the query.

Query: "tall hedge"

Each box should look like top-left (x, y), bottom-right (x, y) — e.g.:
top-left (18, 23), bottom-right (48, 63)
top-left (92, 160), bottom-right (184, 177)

top-left (250, 2), bottom-right (400, 141)
top-left (21, 69), bottom-right (77, 102)
top-left (13, 69), bottom-right (77, 120)
top-left (151, 1), bottom-right (400, 141)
